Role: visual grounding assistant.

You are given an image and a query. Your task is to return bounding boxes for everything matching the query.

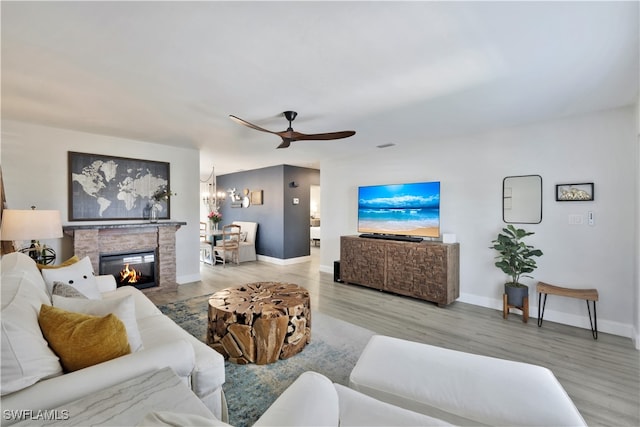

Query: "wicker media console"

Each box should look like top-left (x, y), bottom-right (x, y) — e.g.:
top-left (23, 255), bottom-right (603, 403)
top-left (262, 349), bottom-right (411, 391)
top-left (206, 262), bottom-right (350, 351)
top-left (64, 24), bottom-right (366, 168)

top-left (340, 235), bottom-right (460, 306)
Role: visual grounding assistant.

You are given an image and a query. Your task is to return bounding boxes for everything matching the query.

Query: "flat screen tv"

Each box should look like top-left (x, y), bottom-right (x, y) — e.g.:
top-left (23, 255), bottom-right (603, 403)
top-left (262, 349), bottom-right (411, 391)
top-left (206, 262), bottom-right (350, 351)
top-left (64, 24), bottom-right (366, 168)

top-left (358, 181), bottom-right (440, 239)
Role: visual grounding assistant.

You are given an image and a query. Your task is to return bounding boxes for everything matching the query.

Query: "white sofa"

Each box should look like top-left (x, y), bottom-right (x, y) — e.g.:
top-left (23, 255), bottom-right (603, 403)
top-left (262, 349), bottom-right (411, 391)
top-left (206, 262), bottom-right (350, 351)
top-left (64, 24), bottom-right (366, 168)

top-left (253, 335), bottom-right (586, 427)
top-left (254, 371), bottom-right (452, 426)
top-left (0, 252), bottom-right (227, 424)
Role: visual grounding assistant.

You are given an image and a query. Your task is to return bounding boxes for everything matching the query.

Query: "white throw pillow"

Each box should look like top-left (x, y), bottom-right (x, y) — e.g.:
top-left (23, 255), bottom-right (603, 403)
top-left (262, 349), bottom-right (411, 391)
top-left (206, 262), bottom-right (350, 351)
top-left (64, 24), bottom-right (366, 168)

top-left (52, 282), bottom-right (88, 299)
top-left (41, 256), bottom-right (101, 300)
top-left (52, 294), bottom-right (144, 352)
top-left (1, 272), bottom-right (63, 395)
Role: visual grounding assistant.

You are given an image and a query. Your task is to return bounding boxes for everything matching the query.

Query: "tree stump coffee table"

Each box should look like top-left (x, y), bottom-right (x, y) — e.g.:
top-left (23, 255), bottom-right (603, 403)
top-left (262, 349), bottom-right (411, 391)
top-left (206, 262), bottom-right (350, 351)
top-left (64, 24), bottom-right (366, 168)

top-left (207, 282), bottom-right (311, 365)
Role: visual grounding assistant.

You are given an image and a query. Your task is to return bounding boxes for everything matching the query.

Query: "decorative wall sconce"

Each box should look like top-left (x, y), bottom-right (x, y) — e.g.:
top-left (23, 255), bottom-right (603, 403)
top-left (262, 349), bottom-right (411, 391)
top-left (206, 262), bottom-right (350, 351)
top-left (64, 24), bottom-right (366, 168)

top-left (202, 183), bottom-right (214, 207)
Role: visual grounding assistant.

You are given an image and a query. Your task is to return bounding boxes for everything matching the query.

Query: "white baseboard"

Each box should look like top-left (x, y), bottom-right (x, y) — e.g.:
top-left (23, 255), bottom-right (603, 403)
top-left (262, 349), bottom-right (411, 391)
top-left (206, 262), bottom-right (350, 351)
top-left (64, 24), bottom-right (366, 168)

top-left (459, 292), bottom-right (633, 339)
top-left (319, 264), bottom-right (333, 274)
top-left (177, 273), bottom-right (200, 285)
top-left (257, 254), bottom-right (311, 265)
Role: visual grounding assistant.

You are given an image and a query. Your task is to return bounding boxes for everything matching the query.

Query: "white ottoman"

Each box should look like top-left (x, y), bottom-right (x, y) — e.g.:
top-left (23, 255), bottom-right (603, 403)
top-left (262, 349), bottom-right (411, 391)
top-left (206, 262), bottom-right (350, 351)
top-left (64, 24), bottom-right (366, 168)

top-left (349, 335), bottom-right (586, 426)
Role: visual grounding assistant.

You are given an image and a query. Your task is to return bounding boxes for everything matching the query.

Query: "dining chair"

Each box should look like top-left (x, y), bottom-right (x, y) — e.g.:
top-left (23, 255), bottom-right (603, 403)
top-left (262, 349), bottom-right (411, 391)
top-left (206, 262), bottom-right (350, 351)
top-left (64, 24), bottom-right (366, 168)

top-left (215, 224), bottom-right (241, 267)
top-left (199, 222), bottom-right (213, 264)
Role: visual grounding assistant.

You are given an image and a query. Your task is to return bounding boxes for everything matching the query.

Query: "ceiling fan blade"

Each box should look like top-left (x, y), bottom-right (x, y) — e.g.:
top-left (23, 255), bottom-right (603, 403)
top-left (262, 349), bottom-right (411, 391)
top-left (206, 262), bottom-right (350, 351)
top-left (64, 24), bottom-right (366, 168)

top-left (277, 139), bottom-right (292, 149)
top-left (229, 115), bottom-right (278, 135)
top-left (290, 130), bottom-right (356, 141)
top-left (230, 111), bottom-right (356, 148)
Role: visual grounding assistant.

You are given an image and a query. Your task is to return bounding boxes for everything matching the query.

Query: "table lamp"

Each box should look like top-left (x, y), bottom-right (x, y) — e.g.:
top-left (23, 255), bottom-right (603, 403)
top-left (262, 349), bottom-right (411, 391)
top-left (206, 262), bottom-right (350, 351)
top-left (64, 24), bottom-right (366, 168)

top-left (0, 207), bottom-right (63, 264)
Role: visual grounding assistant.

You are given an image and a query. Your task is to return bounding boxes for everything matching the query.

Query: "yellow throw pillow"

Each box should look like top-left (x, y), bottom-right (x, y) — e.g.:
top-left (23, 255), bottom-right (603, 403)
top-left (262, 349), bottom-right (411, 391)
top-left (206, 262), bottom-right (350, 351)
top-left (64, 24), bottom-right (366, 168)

top-left (38, 304), bottom-right (131, 372)
top-left (37, 255), bottom-right (80, 271)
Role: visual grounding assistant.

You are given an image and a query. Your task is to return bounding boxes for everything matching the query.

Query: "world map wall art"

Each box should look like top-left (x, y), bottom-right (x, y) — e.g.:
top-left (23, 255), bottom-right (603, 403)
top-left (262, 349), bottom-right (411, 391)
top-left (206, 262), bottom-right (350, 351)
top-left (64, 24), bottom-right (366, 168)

top-left (68, 151), bottom-right (171, 221)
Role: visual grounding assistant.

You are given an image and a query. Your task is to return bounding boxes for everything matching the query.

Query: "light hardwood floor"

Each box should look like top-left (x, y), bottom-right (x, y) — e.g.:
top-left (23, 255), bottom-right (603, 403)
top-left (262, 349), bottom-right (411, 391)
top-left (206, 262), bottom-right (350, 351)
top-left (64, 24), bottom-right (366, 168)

top-left (149, 247), bottom-right (640, 427)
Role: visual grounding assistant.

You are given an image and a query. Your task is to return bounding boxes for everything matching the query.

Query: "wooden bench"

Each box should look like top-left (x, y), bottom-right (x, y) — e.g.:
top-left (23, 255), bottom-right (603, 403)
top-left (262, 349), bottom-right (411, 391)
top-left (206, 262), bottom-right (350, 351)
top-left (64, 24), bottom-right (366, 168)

top-left (536, 281), bottom-right (599, 339)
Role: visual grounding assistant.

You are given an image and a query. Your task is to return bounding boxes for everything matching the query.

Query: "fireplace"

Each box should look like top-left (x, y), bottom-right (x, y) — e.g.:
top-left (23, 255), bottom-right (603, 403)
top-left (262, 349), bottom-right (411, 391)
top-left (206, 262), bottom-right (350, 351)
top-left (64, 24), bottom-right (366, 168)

top-left (64, 222), bottom-right (185, 293)
top-left (100, 250), bottom-right (157, 290)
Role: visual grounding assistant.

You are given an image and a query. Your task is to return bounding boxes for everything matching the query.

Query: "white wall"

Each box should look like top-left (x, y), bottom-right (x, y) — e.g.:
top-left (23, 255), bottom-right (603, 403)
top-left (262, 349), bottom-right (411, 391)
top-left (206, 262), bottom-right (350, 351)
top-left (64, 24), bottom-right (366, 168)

top-left (1, 120), bottom-right (202, 284)
top-left (635, 98), bottom-right (640, 348)
top-left (320, 106), bottom-right (638, 339)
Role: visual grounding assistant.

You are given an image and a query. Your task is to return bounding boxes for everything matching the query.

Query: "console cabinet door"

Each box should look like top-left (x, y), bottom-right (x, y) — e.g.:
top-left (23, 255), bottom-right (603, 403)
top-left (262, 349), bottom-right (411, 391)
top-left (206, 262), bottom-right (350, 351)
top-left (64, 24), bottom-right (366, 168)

top-left (340, 237), bottom-right (385, 289)
top-left (385, 243), bottom-right (419, 297)
top-left (413, 245), bottom-right (447, 304)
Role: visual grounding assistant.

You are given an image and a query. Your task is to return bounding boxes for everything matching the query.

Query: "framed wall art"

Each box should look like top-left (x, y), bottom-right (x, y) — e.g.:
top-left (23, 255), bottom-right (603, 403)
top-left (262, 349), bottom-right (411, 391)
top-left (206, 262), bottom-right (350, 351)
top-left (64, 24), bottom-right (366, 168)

top-left (555, 183), bottom-right (594, 202)
top-left (250, 190), bottom-right (263, 205)
top-left (68, 151), bottom-right (171, 221)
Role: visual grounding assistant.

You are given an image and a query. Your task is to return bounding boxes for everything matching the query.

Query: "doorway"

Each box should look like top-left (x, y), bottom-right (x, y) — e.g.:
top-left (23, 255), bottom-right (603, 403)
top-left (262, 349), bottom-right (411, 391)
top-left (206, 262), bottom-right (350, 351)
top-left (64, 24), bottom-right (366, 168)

top-left (310, 185), bottom-right (321, 250)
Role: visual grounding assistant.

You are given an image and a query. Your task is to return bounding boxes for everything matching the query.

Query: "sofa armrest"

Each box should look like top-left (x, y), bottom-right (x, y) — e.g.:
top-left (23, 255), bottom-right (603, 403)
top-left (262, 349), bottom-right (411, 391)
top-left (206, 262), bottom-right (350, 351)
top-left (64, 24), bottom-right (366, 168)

top-left (254, 372), bottom-right (339, 427)
top-left (95, 274), bottom-right (117, 293)
top-left (0, 340), bottom-right (195, 422)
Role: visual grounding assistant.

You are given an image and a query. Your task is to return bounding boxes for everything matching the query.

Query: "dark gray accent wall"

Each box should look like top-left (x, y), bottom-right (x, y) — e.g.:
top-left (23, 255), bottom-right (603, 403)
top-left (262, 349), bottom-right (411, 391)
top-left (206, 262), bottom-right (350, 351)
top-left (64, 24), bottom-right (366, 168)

top-left (283, 165), bottom-right (320, 258)
top-left (217, 164), bottom-right (319, 260)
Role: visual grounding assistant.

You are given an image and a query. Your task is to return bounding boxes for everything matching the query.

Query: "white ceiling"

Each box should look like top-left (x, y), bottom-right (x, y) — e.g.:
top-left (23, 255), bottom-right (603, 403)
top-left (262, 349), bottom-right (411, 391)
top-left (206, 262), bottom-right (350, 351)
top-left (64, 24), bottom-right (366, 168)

top-left (2, 1), bottom-right (638, 176)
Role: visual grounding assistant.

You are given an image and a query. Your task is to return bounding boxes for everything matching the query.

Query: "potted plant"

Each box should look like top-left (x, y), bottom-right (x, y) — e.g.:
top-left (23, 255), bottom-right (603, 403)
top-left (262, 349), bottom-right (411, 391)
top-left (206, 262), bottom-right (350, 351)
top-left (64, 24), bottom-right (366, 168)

top-left (489, 225), bottom-right (543, 307)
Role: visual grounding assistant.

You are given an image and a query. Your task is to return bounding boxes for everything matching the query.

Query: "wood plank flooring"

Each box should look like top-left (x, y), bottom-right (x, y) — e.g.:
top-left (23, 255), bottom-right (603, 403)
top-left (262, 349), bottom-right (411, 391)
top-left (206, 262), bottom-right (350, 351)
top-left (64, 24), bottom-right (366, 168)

top-left (148, 247), bottom-right (640, 427)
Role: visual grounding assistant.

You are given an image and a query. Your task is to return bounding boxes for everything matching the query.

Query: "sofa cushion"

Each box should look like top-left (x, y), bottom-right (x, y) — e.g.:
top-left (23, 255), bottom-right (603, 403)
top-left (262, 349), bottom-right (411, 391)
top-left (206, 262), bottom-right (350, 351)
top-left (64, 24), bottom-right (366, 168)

top-left (1, 252), bottom-right (50, 304)
top-left (41, 256), bottom-right (101, 299)
top-left (38, 304), bottom-right (131, 372)
top-left (52, 294), bottom-right (144, 352)
top-left (136, 315), bottom-right (225, 397)
top-left (350, 335), bottom-right (587, 427)
top-left (1, 271), bottom-right (63, 395)
top-left (102, 286), bottom-right (162, 318)
top-left (138, 411), bottom-right (232, 427)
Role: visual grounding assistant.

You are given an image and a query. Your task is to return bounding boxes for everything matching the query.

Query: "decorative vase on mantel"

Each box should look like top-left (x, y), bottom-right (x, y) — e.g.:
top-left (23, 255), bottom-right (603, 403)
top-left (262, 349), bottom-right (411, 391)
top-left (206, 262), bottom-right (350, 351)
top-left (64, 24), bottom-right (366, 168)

top-left (149, 204), bottom-right (159, 223)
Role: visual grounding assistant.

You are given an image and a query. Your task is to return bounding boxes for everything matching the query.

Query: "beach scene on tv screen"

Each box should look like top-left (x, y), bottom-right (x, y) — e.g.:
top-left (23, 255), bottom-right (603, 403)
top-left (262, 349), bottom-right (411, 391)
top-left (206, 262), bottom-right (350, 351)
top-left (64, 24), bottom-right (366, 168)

top-left (358, 182), bottom-right (440, 238)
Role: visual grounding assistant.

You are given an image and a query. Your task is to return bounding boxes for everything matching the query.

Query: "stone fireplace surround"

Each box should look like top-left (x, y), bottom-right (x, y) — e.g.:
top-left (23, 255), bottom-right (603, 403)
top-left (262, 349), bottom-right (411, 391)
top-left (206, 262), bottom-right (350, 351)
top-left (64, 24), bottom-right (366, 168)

top-left (63, 222), bottom-right (186, 293)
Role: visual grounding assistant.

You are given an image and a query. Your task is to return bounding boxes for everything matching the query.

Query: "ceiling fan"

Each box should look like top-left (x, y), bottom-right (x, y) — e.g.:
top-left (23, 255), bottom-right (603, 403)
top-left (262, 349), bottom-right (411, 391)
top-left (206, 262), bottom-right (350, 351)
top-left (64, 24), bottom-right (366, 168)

top-left (229, 111), bottom-right (356, 149)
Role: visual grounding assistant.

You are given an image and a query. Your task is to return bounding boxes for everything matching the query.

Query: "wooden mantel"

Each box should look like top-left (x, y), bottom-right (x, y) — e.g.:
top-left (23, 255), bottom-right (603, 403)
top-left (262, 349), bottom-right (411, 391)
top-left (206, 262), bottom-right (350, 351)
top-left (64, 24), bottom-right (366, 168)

top-left (63, 222), bottom-right (186, 293)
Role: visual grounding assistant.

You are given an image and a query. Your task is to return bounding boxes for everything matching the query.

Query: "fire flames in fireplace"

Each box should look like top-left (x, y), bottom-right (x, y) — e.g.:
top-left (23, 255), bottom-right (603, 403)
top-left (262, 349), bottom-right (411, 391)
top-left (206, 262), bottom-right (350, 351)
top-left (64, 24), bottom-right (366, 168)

top-left (100, 251), bottom-right (157, 290)
top-left (120, 264), bottom-right (142, 284)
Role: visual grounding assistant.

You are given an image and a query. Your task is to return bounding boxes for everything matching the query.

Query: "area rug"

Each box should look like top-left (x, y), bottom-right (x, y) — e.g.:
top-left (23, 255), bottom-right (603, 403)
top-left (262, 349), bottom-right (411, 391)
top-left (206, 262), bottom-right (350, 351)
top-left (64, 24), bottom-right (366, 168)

top-left (158, 295), bottom-right (375, 427)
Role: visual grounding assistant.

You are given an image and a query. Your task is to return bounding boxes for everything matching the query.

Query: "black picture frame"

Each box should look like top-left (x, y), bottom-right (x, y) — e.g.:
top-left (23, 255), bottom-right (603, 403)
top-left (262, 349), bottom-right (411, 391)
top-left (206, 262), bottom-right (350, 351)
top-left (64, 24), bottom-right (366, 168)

top-left (555, 183), bottom-right (594, 202)
top-left (68, 151), bottom-right (171, 221)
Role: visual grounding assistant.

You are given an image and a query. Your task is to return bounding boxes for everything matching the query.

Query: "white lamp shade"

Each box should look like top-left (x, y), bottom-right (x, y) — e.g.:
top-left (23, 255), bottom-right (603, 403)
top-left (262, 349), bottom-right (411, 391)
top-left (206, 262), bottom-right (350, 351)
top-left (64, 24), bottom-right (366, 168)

top-left (0, 209), bottom-right (63, 241)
